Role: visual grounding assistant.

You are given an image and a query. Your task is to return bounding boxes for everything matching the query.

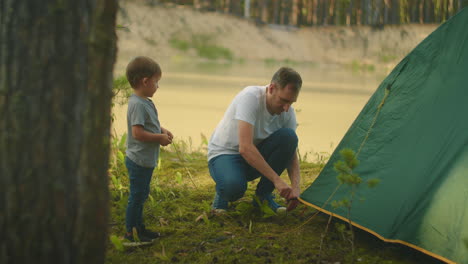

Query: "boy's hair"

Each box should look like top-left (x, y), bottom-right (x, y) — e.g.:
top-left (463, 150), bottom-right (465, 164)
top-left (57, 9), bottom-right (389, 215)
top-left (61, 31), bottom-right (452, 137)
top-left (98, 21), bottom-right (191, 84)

top-left (126, 56), bottom-right (161, 88)
top-left (271, 67), bottom-right (302, 93)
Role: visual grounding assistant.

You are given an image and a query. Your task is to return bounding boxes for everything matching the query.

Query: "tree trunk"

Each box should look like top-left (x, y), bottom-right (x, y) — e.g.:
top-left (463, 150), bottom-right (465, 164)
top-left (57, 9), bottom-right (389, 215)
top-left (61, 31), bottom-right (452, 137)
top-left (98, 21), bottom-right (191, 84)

top-left (272, 0), bottom-right (281, 23)
top-left (392, 0), bottom-right (400, 24)
top-left (260, 0), bottom-right (269, 23)
top-left (306, 0), bottom-right (313, 25)
top-left (245, 0), bottom-right (251, 18)
top-left (313, 0), bottom-right (319, 25)
top-left (384, 0), bottom-right (389, 24)
top-left (291, 0), bottom-right (299, 25)
top-left (347, 0), bottom-right (354, 25)
top-left (322, 0), bottom-right (329, 25)
top-left (0, 0), bottom-right (117, 263)
top-left (419, 0), bottom-right (425, 23)
top-left (194, 0), bottom-right (201, 9)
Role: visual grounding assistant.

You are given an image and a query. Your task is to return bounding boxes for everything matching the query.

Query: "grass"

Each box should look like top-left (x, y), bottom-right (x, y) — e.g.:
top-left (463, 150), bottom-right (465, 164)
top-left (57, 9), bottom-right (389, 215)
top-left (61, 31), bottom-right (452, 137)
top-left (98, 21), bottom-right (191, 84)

top-left (349, 60), bottom-right (376, 73)
top-left (106, 136), bottom-right (442, 264)
top-left (169, 34), bottom-right (234, 61)
top-left (263, 58), bottom-right (317, 68)
top-left (378, 54), bottom-right (398, 63)
top-left (169, 38), bottom-right (190, 51)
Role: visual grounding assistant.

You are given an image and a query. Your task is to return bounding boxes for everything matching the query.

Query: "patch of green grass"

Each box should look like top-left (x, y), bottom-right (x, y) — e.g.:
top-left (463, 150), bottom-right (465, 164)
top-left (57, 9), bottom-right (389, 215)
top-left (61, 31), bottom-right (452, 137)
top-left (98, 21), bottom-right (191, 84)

top-left (106, 136), bottom-right (441, 264)
top-left (169, 37), bottom-right (190, 51)
top-left (192, 34), bottom-right (233, 61)
top-left (195, 44), bottom-right (233, 60)
top-left (143, 37), bottom-right (157, 46)
top-left (349, 60), bottom-right (376, 73)
top-left (263, 57), bottom-right (317, 68)
top-left (379, 54), bottom-right (398, 63)
top-left (169, 34), bottom-right (234, 61)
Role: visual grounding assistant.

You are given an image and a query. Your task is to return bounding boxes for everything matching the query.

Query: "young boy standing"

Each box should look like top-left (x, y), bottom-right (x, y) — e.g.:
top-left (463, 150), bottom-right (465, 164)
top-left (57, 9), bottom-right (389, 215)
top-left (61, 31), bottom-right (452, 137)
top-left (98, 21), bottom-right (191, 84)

top-left (124, 56), bottom-right (173, 242)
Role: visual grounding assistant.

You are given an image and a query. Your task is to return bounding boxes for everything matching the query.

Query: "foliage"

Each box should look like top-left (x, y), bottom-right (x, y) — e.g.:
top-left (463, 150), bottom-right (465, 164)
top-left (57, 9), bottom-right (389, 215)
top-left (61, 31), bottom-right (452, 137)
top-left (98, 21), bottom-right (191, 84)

top-left (109, 133), bottom-right (128, 202)
top-left (112, 76), bottom-right (132, 106)
top-left (158, 0), bottom-right (467, 26)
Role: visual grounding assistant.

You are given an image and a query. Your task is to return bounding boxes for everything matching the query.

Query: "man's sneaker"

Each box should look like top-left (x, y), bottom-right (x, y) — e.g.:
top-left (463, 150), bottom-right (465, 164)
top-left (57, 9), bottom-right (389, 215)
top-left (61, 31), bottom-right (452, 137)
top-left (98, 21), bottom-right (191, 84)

top-left (212, 192), bottom-right (228, 211)
top-left (276, 206), bottom-right (287, 215)
top-left (211, 208), bottom-right (227, 216)
top-left (254, 194), bottom-right (287, 214)
top-left (139, 227), bottom-right (161, 240)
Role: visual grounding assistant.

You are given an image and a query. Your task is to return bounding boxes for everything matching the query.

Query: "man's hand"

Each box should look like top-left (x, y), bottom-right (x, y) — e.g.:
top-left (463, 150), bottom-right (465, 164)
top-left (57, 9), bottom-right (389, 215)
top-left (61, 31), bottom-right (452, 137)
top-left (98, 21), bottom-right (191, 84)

top-left (159, 134), bottom-right (172, 146)
top-left (161, 127), bottom-right (174, 141)
top-left (286, 187), bottom-right (301, 211)
top-left (274, 178), bottom-right (292, 199)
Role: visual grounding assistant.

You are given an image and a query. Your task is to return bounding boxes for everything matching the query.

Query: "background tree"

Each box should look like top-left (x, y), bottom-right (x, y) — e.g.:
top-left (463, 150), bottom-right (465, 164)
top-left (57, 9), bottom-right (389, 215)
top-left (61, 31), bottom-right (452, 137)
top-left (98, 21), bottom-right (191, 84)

top-left (0, 0), bottom-right (117, 263)
top-left (187, 0), bottom-right (467, 26)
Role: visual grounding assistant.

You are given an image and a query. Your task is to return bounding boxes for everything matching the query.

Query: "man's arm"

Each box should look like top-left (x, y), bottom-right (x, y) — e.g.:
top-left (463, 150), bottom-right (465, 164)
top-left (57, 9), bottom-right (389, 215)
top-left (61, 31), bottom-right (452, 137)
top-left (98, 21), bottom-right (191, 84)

top-left (286, 151), bottom-right (301, 211)
top-left (132, 125), bottom-right (172, 146)
top-left (238, 120), bottom-right (292, 198)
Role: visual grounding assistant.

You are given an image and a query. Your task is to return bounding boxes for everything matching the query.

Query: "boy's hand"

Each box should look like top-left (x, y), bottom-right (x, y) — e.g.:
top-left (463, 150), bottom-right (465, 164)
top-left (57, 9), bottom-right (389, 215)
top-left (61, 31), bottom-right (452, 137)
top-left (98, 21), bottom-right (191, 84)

top-left (161, 127), bottom-right (174, 141)
top-left (160, 134), bottom-right (172, 146)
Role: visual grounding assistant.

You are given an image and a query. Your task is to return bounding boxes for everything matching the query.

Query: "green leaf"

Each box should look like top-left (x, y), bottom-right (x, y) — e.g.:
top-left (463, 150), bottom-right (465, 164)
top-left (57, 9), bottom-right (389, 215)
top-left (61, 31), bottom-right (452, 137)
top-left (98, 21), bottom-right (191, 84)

top-left (132, 227), bottom-right (140, 242)
top-left (334, 160), bottom-right (351, 174)
top-left (117, 151), bottom-right (125, 163)
top-left (340, 148), bottom-right (360, 169)
top-left (175, 172), bottom-right (183, 184)
top-left (367, 178), bottom-right (381, 188)
top-left (331, 200), bottom-right (341, 209)
top-left (236, 202), bottom-right (254, 215)
top-left (119, 133), bottom-right (127, 150)
top-left (110, 235), bottom-right (124, 251)
top-left (253, 196), bottom-right (277, 218)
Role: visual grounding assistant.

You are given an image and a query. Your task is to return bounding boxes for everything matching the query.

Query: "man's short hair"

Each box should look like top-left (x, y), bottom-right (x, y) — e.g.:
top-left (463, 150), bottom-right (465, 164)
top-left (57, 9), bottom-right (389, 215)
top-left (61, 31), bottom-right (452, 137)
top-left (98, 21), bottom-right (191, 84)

top-left (271, 67), bottom-right (302, 92)
top-left (126, 56), bottom-right (161, 88)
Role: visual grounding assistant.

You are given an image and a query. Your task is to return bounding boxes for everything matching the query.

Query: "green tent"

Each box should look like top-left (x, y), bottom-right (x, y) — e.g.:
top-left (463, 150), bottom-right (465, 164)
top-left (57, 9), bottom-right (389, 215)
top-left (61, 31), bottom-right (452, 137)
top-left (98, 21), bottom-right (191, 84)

top-left (300, 7), bottom-right (468, 264)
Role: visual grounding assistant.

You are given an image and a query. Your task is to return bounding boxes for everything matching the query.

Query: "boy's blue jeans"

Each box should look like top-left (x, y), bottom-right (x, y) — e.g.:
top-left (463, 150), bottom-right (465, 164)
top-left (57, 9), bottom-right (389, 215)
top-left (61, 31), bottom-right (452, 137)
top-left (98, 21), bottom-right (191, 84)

top-left (125, 157), bottom-right (154, 233)
top-left (208, 128), bottom-right (298, 209)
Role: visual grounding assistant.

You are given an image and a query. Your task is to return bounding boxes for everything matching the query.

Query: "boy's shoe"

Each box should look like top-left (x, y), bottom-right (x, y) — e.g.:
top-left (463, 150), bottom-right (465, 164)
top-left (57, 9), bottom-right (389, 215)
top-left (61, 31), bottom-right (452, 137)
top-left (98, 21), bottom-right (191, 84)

top-left (138, 227), bottom-right (161, 240)
top-left (253, 194), bottom-right (287, 214)
top-left (123, 232), bottom-right (153, 246)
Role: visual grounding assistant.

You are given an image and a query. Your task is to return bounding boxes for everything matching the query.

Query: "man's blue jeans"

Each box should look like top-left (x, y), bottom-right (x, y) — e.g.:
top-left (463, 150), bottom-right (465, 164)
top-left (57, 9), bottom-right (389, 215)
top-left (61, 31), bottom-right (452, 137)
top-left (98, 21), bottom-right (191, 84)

top-left (208, 128), bottom-right (298, 209)
top-left (125, 157), bottom-right (154, 233)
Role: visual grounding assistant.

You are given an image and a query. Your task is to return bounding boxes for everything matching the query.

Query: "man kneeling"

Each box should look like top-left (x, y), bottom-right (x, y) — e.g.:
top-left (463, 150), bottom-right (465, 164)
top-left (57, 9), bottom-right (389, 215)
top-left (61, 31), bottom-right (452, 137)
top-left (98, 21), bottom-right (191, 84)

top-left (207, 67), bottom-right (302, 214)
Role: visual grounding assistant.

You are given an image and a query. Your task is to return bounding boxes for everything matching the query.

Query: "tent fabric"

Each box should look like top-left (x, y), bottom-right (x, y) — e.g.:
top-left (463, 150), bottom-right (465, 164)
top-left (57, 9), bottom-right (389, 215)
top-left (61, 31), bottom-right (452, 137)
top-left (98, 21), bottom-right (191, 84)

top-left (300, 7), bottom-right (468, 264)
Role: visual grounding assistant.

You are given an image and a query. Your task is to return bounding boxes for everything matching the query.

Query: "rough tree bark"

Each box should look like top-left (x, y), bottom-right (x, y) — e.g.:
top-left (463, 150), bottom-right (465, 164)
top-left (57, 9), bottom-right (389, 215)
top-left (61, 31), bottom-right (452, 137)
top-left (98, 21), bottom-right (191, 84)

top-left (0, 0), bottom-right (117, 263)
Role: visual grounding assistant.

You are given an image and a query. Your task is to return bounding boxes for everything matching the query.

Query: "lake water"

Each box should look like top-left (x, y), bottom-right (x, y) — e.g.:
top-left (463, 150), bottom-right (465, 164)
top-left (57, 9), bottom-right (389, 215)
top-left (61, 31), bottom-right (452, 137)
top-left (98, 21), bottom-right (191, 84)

top-left (113, 61), bottom-right (388, 158)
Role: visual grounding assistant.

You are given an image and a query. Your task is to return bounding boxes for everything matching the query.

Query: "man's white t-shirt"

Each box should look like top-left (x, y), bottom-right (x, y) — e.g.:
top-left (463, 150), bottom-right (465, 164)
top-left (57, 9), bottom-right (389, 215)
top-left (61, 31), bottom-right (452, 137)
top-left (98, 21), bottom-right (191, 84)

top-left (208, 85), bottom-right (297, 161)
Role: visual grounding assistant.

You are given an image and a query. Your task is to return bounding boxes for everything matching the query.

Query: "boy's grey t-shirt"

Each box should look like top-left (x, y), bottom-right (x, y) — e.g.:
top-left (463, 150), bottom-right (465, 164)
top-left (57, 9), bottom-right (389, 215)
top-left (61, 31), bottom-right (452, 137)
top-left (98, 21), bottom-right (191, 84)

top-left (126, 94), bottom-right (161, 168)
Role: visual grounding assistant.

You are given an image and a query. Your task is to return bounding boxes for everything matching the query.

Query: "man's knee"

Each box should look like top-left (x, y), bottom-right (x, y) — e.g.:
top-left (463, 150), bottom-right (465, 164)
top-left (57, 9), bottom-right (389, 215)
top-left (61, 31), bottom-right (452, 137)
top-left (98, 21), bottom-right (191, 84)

top-left (219, 179), bottom-right (247, 202)
top-left (276, 128), bottom-right (298, 147)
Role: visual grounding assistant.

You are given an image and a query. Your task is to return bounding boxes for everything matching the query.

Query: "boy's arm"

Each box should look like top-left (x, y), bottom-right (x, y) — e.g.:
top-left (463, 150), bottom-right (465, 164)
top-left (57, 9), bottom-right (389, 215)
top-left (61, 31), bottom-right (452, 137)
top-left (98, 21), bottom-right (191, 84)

top-left (132, 125), bottom-right (172, 146)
